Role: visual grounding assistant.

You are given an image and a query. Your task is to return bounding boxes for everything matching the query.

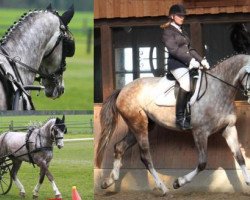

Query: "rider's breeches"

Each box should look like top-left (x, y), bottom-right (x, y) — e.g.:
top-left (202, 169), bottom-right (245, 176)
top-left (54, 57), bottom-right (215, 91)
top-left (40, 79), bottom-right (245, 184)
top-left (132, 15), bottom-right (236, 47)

top-left (170, 67), bottom-right (190, 92)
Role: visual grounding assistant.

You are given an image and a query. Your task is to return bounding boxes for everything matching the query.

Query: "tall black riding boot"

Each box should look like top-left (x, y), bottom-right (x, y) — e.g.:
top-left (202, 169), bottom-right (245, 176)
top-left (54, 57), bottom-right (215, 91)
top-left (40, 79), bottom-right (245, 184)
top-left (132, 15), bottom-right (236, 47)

top-left (175, 88), bottom-right (192, 130)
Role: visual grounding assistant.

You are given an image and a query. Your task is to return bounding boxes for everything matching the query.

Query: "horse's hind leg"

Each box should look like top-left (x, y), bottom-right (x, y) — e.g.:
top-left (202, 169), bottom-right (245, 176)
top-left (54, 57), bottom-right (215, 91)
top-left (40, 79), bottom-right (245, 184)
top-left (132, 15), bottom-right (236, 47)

top-left (11, 160), bottom-right (25, 197)
top-left (222, 125), bottom-right (250, 185)
top-left (126, 112), bottom-right (168, 195)
top-left (173, 131), bottom-right (208, 189)
top-left (101, 131), bottom-right (137, 189)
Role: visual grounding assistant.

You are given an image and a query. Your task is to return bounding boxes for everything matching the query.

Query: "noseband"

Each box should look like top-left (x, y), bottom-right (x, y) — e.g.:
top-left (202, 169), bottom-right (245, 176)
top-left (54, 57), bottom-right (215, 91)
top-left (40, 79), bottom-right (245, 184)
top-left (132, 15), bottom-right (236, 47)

top-left (51, 125), bottom-right (65, 143)
top-left (240, 66), bottom-right (250, 97)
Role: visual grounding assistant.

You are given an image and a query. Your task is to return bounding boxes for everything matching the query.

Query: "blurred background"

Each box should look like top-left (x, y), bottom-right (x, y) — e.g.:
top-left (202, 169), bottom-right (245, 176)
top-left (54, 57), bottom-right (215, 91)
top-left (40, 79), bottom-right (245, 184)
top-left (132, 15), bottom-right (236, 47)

top-left (0, 0), bottom-right (93, 110)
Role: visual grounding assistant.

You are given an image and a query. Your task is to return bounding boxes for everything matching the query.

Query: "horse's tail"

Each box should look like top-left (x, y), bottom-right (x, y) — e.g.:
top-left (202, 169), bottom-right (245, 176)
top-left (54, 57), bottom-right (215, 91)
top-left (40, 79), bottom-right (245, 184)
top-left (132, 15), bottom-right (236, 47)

top-left (96, 89), bottom-right (121, 168)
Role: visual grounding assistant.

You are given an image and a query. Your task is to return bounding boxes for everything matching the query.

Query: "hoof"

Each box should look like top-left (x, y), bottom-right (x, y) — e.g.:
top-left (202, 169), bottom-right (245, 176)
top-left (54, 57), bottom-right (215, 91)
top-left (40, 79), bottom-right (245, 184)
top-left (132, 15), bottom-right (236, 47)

top-left (55, 194), bottom-right (62, 198)
top-left (101, 178), bottom-right (114, 189)
top-left (153, 188), bottom-right (167, 197)
top-left (173, 179), bottom-right (180, 189)
top-left (33, 195), bottom-right (38, 199)
top-left (20, 192), bottom-right (26, 198)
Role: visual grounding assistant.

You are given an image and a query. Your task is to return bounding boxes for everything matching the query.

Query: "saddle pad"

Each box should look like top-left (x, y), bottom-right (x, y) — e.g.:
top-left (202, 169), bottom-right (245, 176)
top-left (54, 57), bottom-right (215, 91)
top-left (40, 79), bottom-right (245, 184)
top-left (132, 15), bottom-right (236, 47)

top-left (154, 77), bottom-right (177, 106)
top-left (154, 70), bottom-right (202, 106)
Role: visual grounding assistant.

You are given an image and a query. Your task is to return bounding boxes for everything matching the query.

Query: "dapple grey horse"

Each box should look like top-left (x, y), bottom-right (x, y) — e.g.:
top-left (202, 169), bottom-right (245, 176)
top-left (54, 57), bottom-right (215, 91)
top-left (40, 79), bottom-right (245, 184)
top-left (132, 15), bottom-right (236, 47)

top-left (96, 54), bottom-right (250, 195)
top-left (0, 115), bottom-right (66, 198)
top-left (0, 4), bottom-right (75, 110)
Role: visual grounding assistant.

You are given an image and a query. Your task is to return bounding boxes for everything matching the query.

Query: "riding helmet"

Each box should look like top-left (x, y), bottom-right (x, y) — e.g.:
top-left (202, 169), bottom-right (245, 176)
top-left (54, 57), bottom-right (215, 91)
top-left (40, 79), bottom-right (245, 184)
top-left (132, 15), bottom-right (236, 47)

top-left (169, 4), bottom-right (186, 16)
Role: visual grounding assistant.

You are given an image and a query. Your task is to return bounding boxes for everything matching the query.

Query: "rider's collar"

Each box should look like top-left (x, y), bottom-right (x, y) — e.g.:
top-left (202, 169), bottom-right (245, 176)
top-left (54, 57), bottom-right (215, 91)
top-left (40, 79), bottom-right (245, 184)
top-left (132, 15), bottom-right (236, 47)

top-left (171, 22), bottom-right (182, 33)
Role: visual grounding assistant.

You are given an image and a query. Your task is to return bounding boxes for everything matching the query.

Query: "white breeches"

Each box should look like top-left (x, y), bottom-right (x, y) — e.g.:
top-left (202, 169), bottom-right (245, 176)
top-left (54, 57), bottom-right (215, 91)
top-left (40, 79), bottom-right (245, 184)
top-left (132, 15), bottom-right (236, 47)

top-left (170, 67), bottom-right (190, 92)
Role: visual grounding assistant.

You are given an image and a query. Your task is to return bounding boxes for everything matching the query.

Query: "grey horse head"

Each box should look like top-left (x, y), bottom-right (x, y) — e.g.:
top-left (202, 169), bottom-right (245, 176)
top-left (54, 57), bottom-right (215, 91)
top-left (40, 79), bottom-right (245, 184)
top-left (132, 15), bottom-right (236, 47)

top-left (236, 65), bottom-right (250, 103)
top-left (50, 115), bottom-right (67, 149)
top-left (39, 5), bottom-right (75, 99)
top-left (0, 5), bottom-right (75, 102)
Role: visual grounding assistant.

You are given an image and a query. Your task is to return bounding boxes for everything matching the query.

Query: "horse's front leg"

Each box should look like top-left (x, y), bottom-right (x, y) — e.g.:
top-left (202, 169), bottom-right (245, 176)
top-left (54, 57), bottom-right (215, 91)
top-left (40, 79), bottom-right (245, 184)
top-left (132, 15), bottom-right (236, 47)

top-left (34, 161), bottom-right (61, 198)
top-left (33, 163), bottom-right (46, 199)
top-left (223, 125), bottom-right (250, 185)
top-left (173, 131), bottom-right (208, 189)
top-left (46, 167), bottom-right (61, 198)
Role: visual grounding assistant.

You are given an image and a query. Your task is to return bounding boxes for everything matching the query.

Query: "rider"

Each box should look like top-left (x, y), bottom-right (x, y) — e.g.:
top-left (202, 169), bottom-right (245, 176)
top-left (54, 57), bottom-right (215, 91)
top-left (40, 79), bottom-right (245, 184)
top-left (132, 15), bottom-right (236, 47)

top-left (161, 4), bottom-right (210, 130)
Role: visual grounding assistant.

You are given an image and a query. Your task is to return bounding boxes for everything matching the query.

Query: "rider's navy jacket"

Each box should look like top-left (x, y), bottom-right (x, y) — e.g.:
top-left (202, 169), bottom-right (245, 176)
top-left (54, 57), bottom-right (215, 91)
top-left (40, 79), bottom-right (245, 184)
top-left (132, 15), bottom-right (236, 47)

top-left (162, 24), bottom-right (202, 70)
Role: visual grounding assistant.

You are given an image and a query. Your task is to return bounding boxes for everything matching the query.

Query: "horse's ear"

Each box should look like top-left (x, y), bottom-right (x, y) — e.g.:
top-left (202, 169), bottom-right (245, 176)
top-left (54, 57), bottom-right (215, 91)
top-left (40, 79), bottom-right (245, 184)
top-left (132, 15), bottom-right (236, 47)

top-left (55, 117), bottom-right (60, 124)
top-left (62, 114), bottom-right (65, 123)
top-left (46, 3), bottom-right (53, 11)
top-left (60, 4), bottom-right (74, 26)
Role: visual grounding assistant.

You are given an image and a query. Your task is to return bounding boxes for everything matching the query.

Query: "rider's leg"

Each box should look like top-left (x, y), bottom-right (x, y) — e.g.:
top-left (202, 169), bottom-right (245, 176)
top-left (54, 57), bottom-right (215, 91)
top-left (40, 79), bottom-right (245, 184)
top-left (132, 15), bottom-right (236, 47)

top-left (170, 67), bottom-right (191, 130)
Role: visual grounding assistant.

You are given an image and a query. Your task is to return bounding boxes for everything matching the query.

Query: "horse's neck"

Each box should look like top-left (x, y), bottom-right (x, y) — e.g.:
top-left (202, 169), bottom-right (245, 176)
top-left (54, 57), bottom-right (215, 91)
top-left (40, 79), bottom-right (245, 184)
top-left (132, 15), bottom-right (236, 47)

top-left (2, 11), bottom-right (60, 85)
top-left (202, 55), bottom-right (249, 103)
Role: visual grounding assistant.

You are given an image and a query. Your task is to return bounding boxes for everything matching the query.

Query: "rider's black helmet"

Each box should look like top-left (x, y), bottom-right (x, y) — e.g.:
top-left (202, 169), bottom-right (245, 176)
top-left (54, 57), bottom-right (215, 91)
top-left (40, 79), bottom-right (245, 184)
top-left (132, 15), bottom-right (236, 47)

top-left (169, 4), bottom-right (186, 16)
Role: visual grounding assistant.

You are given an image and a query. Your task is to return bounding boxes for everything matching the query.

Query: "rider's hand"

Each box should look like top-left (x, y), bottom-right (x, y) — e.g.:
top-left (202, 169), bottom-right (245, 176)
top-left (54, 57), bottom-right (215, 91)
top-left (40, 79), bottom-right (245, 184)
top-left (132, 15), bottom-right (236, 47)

top-left (189, 58), bottom-right (200, 70)
top-left (201, 59), bottom-right (210, 70)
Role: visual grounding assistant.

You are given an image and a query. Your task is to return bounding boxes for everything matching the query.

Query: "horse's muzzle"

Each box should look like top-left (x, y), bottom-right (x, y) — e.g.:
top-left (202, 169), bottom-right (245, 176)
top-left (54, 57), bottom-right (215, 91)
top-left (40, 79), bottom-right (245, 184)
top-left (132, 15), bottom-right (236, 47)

top-left (45, 86), bottom-right (64, 99)
top-left (57, 144), bottom-right (64, 149)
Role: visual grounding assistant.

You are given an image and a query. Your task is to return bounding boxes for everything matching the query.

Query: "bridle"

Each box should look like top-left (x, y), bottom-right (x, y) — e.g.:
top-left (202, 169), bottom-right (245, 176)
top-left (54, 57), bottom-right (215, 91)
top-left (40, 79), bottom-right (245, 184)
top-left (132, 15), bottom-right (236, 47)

top-left (0, 22), bottom-right (74, 85)
top-left (50, 124), bottom-right (66, 143)
top-left (0, 12), bottom-right (75, 110)
top-left (239, 67), bottom-right (250, 97)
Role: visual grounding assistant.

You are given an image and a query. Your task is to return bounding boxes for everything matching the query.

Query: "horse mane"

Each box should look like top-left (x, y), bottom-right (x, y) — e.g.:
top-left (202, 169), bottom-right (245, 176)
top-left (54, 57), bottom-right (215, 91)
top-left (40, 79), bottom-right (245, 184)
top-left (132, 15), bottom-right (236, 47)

top-left (0, 9), bottom-right (59, 45)
top-left (27, 116), bottom-right (56, 130)
top-left (209, 54), bottom-right (248, 82)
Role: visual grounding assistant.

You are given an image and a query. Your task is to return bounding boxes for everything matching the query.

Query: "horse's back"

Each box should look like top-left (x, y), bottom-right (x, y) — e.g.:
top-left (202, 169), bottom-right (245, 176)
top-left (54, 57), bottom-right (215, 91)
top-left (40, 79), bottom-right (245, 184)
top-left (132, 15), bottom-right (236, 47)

top-left (116, 77), bottom-right (162, 113)
top-left (0, 132), bottom-right (26, 156)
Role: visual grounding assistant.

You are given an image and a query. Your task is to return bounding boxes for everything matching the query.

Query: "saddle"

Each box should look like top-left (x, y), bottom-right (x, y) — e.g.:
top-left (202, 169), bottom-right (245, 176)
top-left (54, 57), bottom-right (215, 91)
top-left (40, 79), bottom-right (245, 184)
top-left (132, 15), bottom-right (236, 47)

top-left (154, 69), bottom-right (202, 106)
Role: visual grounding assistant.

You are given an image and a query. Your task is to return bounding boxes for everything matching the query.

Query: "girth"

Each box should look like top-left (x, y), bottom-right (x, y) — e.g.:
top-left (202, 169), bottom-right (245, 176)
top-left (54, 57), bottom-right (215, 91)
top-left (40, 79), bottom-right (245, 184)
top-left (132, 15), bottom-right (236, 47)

top-left (25, 128), bottom-right (36, 166)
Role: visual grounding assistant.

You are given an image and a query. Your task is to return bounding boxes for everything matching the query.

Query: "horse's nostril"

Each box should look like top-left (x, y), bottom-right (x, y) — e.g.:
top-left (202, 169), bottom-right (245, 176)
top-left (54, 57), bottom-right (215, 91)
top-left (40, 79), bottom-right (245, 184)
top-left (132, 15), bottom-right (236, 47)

top-left (59, 87), bottom-right (64, 94)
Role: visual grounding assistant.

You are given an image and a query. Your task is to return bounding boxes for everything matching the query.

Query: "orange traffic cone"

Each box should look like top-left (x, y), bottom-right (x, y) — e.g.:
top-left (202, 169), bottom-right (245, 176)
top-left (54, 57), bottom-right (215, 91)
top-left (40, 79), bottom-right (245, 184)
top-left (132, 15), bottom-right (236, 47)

top-left (72, 186), bottom-right (82, 200)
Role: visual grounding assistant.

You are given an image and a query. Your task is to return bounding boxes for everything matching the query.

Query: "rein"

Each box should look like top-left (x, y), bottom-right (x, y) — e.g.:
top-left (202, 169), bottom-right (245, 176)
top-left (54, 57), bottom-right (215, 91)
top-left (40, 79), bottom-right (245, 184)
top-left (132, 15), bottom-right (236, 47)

top-left (202, 70), bottom-right (248, 95)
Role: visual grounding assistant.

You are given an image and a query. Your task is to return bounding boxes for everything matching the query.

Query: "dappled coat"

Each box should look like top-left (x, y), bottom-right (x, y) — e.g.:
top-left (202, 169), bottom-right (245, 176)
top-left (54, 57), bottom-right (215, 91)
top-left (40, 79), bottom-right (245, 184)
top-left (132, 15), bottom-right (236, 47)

top-left (162, 25), bottom-right (202, 70)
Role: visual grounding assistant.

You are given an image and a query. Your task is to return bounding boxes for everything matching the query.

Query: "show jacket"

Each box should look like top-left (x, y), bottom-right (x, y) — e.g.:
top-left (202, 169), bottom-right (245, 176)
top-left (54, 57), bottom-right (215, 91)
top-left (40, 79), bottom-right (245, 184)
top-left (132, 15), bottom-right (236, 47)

top-left (162, 24), bottom-right (202, 70)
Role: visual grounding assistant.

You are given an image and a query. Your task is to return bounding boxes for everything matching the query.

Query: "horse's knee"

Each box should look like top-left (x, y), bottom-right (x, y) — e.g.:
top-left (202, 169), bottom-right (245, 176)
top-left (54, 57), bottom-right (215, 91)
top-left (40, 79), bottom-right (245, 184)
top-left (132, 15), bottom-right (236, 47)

top-left (198, 162), bottom-right (206, 171)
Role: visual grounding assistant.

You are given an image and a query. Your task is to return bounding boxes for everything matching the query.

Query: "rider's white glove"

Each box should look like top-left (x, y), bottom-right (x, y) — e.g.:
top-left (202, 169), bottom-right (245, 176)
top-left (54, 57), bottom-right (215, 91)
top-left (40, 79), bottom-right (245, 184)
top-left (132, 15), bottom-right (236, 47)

top-left (201, 58), bottom-right (210, 70)
top-left (189, 58), bottom-right (200, 70)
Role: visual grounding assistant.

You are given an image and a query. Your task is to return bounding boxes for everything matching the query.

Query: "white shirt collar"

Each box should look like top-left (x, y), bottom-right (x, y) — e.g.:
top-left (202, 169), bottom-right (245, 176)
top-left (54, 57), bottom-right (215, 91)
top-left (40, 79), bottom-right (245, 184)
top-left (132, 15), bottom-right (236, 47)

top-left (171, 22), bottom-right (182, 32)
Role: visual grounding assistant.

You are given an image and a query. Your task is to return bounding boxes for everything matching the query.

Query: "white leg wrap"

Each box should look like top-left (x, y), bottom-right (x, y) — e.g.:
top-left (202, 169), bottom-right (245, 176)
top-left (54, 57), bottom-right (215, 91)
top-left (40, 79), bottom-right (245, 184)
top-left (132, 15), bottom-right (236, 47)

top-left (14, 178), bottom-right (25, 193)
top-left (111, 159), bottom-right (122, 180)
top-left (150, 168), bottom-right (168, 194)
top-left (33, 183), bottom-right (41, 196)
top-left (241, 165), bottom-right (250, 184)
top-left (178, 168), bottom-right (199, 186)
top-left (51, 181), bottom-right (61, 196)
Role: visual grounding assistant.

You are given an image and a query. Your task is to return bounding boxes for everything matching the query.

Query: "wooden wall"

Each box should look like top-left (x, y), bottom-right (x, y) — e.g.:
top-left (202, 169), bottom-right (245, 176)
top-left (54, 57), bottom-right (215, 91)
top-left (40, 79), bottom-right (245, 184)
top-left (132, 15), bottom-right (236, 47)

top-left (94, 102), bottom-right (250, 170)
top-left (94, 0), bottom-right (250, 19)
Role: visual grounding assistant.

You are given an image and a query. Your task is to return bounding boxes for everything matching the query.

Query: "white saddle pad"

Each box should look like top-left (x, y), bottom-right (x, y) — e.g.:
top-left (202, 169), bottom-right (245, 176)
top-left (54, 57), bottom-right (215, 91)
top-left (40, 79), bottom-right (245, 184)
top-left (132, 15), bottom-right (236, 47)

top-left (154, 77), bottom-right (177, 106)
top-left (154, 70), bottom-right (202, 106)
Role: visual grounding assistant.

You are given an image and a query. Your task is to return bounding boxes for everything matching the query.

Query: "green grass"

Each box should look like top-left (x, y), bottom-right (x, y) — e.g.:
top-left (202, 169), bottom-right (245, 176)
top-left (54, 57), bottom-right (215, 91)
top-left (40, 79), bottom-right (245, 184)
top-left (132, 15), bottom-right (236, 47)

top-left (0, 8), bottom-right (93, 110)
top-left (0, 114), bottom-right (94, 135)
top-left (1, 140), bottom-right (93, 200)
